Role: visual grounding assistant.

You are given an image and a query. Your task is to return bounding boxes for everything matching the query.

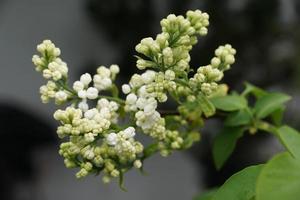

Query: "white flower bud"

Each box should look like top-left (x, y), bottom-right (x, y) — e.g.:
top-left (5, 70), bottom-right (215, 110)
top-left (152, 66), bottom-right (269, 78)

top-left (110, 64), bottom-right (120, 74)
top-left (86, 87), bottom-right (98, 99)
top-left (97, 98), bottom-right (110, 108)
top-left (126, 93), bottom-right (137, 104)
top-left (199, 27), bottom-right (208, 36)
top-left (122, 84), bottom-right (131, 94)
top-left (78, 100), bottom-right (89, 112)
top-left (78, 90), bottom-right (87, 99)
top-left (84, 149), bottom-right (95, 160)
top-left (80, 73), bottom-right (92, 86)
top-left (165, 70), bottom-right (175, 80)
top-left (225, 54), bottom-right (235, 65)
top-left (129, 74), bottom-right (144, 88)
top-left (55, 91), bottom-right (68, 101)
top-left (136, 59), bottom-right (147, 70)
top-left (101, 77), bottom-right (112, 88)
top-left (42, 69), bottom-right (52, 79)
top-left (99, 107), bottom-right (111, 119)
top-left (123, 127), bottom-right (136, 138)
top-left (84, 108), bottom-right (98, 119)
top-left (84, 133), bottom-right (95, 143)
top-left (107, 132), bottom-right (118, 146)
top-left (134, 160), bottom-right (142, 169)
top-left (73, 81), bottom-right (85, 92)
top-left (141, 70), bottom-right (156, 84)
top-left (97, 66), bottom-right (111, 77)
top-left (53, 47), bottom-right (61, 57)
top-left (211, 57), bottom-right (221, 68)
top-left (136, 97), bottom-right (147, 109)
top-left (109, 101), bottom-right (119, 111)
top-left (162, 47), bottom-right (173, 66)
top-left (52, 70), bottom-right (62, 81)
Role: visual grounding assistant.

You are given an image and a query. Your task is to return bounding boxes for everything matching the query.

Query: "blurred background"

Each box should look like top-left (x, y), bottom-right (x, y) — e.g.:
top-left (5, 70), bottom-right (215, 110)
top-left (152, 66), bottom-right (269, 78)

top-left (0, 0), bottom-right (300, 199)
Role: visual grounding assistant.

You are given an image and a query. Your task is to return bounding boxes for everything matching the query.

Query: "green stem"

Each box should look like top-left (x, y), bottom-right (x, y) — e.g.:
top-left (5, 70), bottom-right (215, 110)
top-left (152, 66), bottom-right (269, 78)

top-left (141, 143), bottom-right (159, 161)
top-left (256, 120), bottom-right (278, 135)
top-left (55, 79), bottom-right (125, 105)
top-left (97, 95), bottom-right (125, 104)
top-left (56, 80), bottom-right (77, 95)
top-left (174, 78), bottom-right (190, 88)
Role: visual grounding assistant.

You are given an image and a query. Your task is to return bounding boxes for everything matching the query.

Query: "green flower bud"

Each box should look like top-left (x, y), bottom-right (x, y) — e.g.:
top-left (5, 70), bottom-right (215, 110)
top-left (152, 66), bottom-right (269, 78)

top-left (102, 175), bottom-right (111, 184)
top-left (64, 158), bottom-right (77, 168)
top-left (110, 169), bottom-right (120, 177)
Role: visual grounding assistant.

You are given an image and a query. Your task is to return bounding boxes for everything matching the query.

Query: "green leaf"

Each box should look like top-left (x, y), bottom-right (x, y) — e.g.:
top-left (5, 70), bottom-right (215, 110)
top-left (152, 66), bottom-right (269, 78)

top-left (271, 106), bottom-right (285, 126)
top-left (194, 189), bottom-right (218, 200)
top-left (198, 94), bottom-right (216, 117)
top-left (277, 126), bottom-right (300, 159)
top-left (213, 165), bottom-right (264, 200)
top-left (225, 109), bottom-right (252, 127)
top-left (210, 95), bottom-right (247, 112)
top-left (165, 116), bottom-right (182, 130)
top-left (256, 152), bottom-right (300, 200)
top-left (213, 127), bottom-right (244, 170)
top-left (253, 93), bottom-right (291, 119)
top-left (242, 82), bottom-right (267, 98)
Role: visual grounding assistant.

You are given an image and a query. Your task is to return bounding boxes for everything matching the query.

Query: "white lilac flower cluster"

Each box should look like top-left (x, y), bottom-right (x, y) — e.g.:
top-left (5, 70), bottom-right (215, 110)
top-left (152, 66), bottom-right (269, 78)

top-left (189, 44), bottom-right (236, 96)
top-left (94, 65), bottom-right (119, 91)
top-left (158, 130), bottom-right (184, 156)
top-left (32, 40), bottom-right (145, 182)
top-left (135, 10), bottom-right (209, 72)
top-left (123, 70), bottom-right (178, 141)
top-left (54, 107), bottom-right (143, 181)
top-left (106, 127), bottom-right (143, 160)
top-left (32, 10), bottom-right (236, 187)
top-left (124, 10), bottom-right (229, 153)
top-left (73, 65), bottom-right (119, 112)
top-left (32, 40), bottom-right (71, 104)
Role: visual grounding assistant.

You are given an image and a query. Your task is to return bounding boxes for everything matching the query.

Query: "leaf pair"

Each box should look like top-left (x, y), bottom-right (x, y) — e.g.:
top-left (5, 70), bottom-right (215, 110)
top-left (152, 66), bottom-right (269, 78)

top-left (212, 127), bottom-right (244, 170)
top-left (210, 94), bottom-right (249, 170)
top-left (197, 125), bottom-right (300, 200)
top-left (196, 153), bottom-right (300, 200)
top-left (211, 86), bottom-right (291, 170)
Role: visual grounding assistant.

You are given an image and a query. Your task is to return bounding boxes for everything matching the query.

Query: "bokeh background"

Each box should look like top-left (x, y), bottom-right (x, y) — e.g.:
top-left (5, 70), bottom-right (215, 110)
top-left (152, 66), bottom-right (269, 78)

top-left (0, 0), bottom-right (300, 199)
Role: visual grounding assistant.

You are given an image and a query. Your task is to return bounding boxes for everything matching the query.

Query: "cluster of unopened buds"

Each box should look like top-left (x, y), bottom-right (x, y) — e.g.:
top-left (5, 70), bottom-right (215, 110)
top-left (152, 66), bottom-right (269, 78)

top-left (32, 10), bottom-right (236, 187)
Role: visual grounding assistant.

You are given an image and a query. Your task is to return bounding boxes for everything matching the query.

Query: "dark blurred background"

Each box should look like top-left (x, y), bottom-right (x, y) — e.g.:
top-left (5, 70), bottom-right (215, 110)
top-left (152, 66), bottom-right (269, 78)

top-left (0, 0), bottom-right (300, 199)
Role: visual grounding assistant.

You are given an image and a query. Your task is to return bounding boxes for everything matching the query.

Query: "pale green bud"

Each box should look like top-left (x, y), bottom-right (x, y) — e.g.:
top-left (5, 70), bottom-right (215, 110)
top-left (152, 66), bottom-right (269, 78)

top-left (171, 141), bottom-right (180, 149)
top-left (76, 168), bottom-right (88, 178)
top-left (110, 169), bottom-right (120, 177)
top-left (64, 158), bottom-right (77, 168)
top-left (165, 70), bottom-right (175, 80)
top-left (211, 57), bottom-right (221, 67)
top-left (94, 155), bottom-right (104, 166)
top-left (160, 149), bottom-right (170, 157)
top-left (102, 175), bottom-right (111, 184)
top-left (134, 160), bottom-right (142, 169)
top-left (83, 162), bottom-right (93, 171)
top-left (187, 95), bottom-right (196, 102)
top-left (105, 161), bottom-right (115, 172)
top-left (199, 27), bottom-right (208, 36)
top-left (163, 47), bottom-right (174, 66)
top-left (136, 59), bottom-right (156, 70)
top-left (156, 33), bottom-right (169, 48)
top-left (225, 54), bottom-right (235, 65)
